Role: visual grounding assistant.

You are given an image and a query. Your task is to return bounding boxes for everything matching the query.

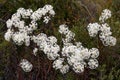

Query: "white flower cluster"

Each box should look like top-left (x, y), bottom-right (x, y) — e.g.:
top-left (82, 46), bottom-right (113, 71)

top-left (99, 9), bottom-right (111, 23)
top-left (99, 23), bottom-right (116, 46)
top-left (52, 24), bottom-right (99, 74)
top-left (32, 33), bottom-right (60, 60)
top-left (4, 5), bottom-right (56, 72)
top-left (31, 5), bottom-right (55, 22)
top-left (5, 5), bottom-right (100, 74)
top-left (59, 24), bottom-right (75, 44)
top-left (87, 9), bottom-right (116, 46)
top-left (19, 59), bottom-right (33, 72)
top-left (4, 4), bottom-right (55, 45)
top-left (53, 58), bottom-right (69, 74)
top-left (87, 23), bottom-right (101, 37)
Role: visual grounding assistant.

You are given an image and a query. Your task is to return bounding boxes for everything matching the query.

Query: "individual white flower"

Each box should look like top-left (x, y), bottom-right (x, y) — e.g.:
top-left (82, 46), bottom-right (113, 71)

top-left (62, 45), bottom-right (78, 58)
top-left (4, 29), bottom-right (13, 41)
top-left (19, 59), bottom-right (33, 72)
top-left (49, 10), bottom-right (55, 16)
top-left (66, 45), bottom-right (77, 53)
top-left (59, 24), bottom-right (69, 34)
top-left (74, 49), bottom-right (83, 59)
top-left (33, 48), bottom-right (38, 56)
top-left (99, 23), bottom-right (112, 38)
top-left (31, 33), bottom-right (48, 48)
top-left (43, 16), bottom-right (51, 24)
top-left (89, 48), bottom-right (99, 58)
top-left (12, 32), bottom-right (25, 45)
top-left (66, 47), bottom-right (83, 66)
top-left (73, 63), bottom-right (84, 73)
top-left (11, 13), bottom-right (20, 22)
top-left (62, 46), bottom-right (70, 57)
top-left (48, 36), bottom-right (57, 44)
top-left (17, 8), bottom-right (25, 15)
top-left (87, 23), bottom-right (101, 37)
top-left (43, 45), bottom-right (51, 54)
top-left (68, 55), bottom-right (82, 66)
top-left (80, 48), bottom-right (90, 60)
top-left (44, 5), bottom-right (53, 11)
top-left (53, 58), bottom-right (64, 70)
top-left (29, 21), bottom-right (38, 30)
top-left (99, 9), bottom-right (111, 23)
top-left (60, 65), bottom-right (69, 74)
top-left (75, 42), bottom-right (82, 48)
top-left (65, 31), bottom-right (75, 42)
top-left (6, 19), bottom-right (13, 29)
top-left (88, 59), bottom-right (98, 69)
top-left (47, 52), bottom-right (60, 60)
top-left (24, 35), bottom-right (30, 46)
top-left (102, 36), bottom-right (116, 46)
top-left (44, 45), bottom-right (60, 60)
top-left (17, 21), bottom-right (25, 29)
top-left (30, 11), bottom-right (41, 21)
top-left (67, 57), bottom-right (76, 66)
top-left (23, 9), bottom-right (33, 18)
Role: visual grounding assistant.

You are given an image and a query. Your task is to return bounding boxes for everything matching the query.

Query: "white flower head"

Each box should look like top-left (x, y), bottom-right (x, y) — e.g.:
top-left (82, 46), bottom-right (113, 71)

top-left (99, 23), bottom-right (112, 38)
top-left (73, 63), bottom-right (84, 73)
top-left (19, 59), bottom-right (33, 72)
top-left (44, 5), bottom-right (53, 11)
top-left (88, 59), bottom-right (99, 69)
top-left (48, 36), bottom-right (57, 44)
top-left (4, 29), bottom-right (13, 41)
top-left (80, 48), bottom-right (90, 60)
top-left (87, 23), bottom-right (101, 37)
top-left (102, 36), bottom-right (117, 46)
top-left (59, 24), bottom-right (69, 34)
top-left (43, 16), bottom-right (51, 24)
top-left (12, 32), bottom-right (25, 45)
top-left (6, 19), bottom-right (13, 29)
top-left (53, 58), bottom-right (64, 70)
top-left (75, 42), bottom-right (82, 48)
top-left (60, 65), bottom-right (69, 74)
top-left (49, 10), bottom-right (55, 16)
top-left (89, 48), bottom-right (99, 58)
top-left (99, 9), bottom-right (111, 23)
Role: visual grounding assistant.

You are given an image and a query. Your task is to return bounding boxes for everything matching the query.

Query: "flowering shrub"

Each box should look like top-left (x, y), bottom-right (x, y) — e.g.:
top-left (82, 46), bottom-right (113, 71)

top-left (87, 9), bottom-right (117, 46)
top-left (4, 5), bottom-right (116, 75)
top-left (56, 24), bottom-right (99, 74)
top-left (5, 4), bottom-right (55, 45)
